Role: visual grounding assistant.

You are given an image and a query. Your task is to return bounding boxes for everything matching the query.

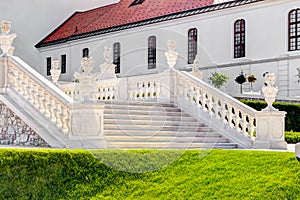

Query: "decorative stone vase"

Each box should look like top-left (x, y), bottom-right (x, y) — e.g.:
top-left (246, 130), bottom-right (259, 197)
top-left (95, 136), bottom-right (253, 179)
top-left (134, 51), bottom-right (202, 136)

top-left (50, 60), bottom-right (61, 84)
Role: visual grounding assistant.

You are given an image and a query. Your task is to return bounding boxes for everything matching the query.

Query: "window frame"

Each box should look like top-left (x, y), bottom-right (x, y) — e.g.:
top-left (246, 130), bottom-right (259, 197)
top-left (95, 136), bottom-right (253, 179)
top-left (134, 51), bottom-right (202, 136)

top-left (113, 42), bottom-right (121, 74)
top-left (188, 28), bottom-right (198, 64)
top-left (46, 57), bottom-right (51, 76)
top-left (61, 54), bottom-right (66, 74)
top-left (288, 8), bottom-right (300, 51)
top-left (82, 48), bottom-right (89, 58)
top-left (234, 19), bottom-right (246, 58)
top-left (148, 36), bottom-right (156, 69)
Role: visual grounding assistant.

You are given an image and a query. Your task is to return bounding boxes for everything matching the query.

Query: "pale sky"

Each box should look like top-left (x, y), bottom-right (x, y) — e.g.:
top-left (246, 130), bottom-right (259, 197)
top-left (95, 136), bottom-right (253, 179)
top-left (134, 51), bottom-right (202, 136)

top-left (0, 0), bottom-right (118, 67)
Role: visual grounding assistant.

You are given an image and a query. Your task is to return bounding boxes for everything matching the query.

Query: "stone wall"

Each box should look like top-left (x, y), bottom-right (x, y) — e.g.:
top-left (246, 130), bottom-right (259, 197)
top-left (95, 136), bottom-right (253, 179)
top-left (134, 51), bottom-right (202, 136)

top-left (0, 102), bottom-right (49, 147)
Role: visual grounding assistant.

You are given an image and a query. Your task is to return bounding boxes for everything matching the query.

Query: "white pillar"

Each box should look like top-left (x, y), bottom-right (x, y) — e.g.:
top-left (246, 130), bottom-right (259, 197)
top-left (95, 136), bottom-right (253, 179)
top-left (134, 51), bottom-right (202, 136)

top-left (253, 111), bottom-right (287, 149)
top-left (158, 68), bottom-right (177, 103)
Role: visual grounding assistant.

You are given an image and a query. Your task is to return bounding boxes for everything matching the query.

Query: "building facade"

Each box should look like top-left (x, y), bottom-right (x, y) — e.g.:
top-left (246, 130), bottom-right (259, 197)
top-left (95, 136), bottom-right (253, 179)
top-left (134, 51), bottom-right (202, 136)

top-left (36, 0), bottom-right (300, 98)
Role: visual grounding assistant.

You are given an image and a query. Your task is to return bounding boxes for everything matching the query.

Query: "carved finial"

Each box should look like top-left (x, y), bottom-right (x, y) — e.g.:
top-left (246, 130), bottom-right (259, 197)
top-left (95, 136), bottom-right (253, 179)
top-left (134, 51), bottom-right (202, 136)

top-left (81, 57), bottom-right (95, 74)
top-left (103, 46), bottom-right (112, 64)
top-left (50, 60), bottom-right (61, 84)
top-left (0, 21), bottom-right (17, 56)
top-left (165, 40), bottom-right (178, 69)
top-left (262, 73), bottom-right (278, 111)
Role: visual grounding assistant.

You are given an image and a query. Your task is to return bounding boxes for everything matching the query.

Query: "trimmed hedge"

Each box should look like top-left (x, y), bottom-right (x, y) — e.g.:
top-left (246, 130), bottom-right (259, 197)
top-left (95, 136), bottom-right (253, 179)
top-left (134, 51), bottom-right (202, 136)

top-left (241, 100), bottom-right (300, 132)
top-left (285, 131), bottom-right (300, 144)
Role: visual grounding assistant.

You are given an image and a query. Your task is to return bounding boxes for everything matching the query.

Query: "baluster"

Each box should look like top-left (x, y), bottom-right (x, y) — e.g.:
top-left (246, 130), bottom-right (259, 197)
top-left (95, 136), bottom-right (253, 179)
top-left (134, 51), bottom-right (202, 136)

top-left (17, 71), bottom-right (24, 94)
top-left (32, 83), bottom-right (40, 109)
top-left (220, 102), bottom-right (227, 123)
top-left (202, 91), bottom-right (208, 112)
top-left (207, 94), bottom-right (214, 115)
top-left (28, 80), bottom-right (35, 105)
top-left (23, 75), bottom-right (29, 100)
top-left (38, 87), bottom-right (45, 113)
top-left (50, 97), bottom-right (57, 123)
top-left (55, 103), bottom-right (63, 128)
top-left (62, 106), bottom-right (69, 134)
top-left (44, 93), bottom-right (51, 119)
top-left (227, 105), bottom-right (234, 128)
top-left (249, 116), bottom-right (256, 139)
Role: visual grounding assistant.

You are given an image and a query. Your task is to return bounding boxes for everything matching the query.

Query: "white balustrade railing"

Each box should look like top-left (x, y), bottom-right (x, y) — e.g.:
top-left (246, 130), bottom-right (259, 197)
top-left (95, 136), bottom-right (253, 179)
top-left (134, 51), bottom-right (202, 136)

top-left (176, 71), bottom-right (256, 139)
top-left (128, 74), bottom-right (160, 101)
top-left (7, 56), bottom-right (74, 135)
top-left (97, 79), bottom-right (118, 101)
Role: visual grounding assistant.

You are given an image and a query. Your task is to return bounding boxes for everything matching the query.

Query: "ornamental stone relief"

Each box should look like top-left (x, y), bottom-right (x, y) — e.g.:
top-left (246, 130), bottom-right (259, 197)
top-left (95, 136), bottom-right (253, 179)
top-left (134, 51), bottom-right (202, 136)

top-left (0, 102), bottom-right (49, 147)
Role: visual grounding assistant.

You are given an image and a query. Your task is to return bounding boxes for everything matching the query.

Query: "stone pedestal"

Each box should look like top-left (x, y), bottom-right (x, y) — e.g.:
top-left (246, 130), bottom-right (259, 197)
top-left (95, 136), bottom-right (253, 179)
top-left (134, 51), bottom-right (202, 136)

top-left (70, 103), bottom-right (104, 138)
top-left (99, 63), bottom-right (116, 80)
top-left (253, 111), bottom-right (287, 149)
top-left (158, 68), bottom-right (177, 103)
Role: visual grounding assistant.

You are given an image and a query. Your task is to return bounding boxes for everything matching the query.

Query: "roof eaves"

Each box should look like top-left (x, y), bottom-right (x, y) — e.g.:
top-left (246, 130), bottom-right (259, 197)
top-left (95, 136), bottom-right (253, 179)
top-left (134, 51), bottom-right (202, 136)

top-left (36, 0), bottom-right (264, 48)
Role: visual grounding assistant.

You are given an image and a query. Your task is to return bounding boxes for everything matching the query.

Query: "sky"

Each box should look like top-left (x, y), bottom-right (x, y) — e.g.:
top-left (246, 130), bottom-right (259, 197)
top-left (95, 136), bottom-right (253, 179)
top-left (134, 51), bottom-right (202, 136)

top-left (0, 0), bottom-right (118, 68)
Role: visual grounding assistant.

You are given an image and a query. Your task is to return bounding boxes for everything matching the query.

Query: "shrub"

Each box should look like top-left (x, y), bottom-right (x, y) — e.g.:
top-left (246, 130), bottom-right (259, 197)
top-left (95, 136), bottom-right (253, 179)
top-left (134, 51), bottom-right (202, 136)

top-left (285, 131), bottom-right (300, 144)
top-left (241, 100), bottom-right (300, 132)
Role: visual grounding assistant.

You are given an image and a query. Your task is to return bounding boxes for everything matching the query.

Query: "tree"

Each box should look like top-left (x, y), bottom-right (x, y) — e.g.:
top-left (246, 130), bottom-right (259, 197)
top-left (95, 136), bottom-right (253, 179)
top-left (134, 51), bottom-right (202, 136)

top-left (247, 74), bottom-right (257, 91)
top-left (209, 72), bottom-right (229, 89)
top-left (235, 72), bottom-right (246, 93)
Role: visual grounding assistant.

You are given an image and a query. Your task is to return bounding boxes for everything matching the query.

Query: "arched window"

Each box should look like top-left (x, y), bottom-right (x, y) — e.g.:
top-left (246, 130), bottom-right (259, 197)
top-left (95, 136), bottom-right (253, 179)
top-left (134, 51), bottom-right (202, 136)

top-left (113, 42), bottom-right (121, 74)
top-left (288, 9), bottom-right (300, 51)
top-left (82, 48), bottom-right (89, 58)
top-left (148, 36), bottom-right (156, 69)
top-left (234, 19), bottom-right (246, 58)
top-left (188, 28), bottom-right (198, 64)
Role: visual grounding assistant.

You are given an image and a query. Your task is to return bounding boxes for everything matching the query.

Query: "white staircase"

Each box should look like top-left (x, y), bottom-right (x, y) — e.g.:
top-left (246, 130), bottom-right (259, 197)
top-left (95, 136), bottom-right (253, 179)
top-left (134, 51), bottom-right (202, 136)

top-left (103, 101), bottom-right (238, 149)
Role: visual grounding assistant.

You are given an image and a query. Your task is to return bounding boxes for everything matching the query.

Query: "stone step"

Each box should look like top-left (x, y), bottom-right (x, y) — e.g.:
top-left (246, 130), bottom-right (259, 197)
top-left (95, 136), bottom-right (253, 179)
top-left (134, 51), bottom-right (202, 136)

top-left (104, 125), bottom-right (211, 132)
top-left (104, 131), bottom-right (221, 137)
top-left (106, 142), bottom-right (238, 149)
top-left (104, 136), bottom-right (229, 143)
top-left (104, 119), bottom-right (204, 126)
top-left (104, 109), bottom-right (190, 117)
top-left (104, 101), bottom-right (174, 107)
top-left (104, 104), bottom-right (181, 112)
top-left (104, 114), bottom-right (197, 122)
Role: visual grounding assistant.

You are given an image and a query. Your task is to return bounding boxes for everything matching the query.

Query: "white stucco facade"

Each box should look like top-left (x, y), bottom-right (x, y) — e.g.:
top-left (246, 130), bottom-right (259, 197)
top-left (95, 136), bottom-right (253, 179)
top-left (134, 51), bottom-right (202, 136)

top-left (37, 0), bottom-right (300, 98)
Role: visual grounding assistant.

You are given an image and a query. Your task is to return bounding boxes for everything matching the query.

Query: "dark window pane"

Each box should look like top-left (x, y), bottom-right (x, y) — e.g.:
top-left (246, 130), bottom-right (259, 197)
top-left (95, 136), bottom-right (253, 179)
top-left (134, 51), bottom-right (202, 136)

top-left (46, 57), bottom-right (51, 76)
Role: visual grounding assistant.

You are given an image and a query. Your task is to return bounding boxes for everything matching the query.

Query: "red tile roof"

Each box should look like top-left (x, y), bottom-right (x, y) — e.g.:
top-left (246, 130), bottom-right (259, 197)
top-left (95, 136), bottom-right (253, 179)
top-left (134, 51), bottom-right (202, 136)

top-left (37, 0), bottom-right (214, 47)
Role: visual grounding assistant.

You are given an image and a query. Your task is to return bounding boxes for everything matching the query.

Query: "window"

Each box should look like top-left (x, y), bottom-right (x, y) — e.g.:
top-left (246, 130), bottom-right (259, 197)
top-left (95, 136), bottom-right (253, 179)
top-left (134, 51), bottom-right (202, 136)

top-left (234, 19), bottom-right (246, 58)
top-left (61, 54), bottom-right (66, 74)
top-left (148, 36), bottom-right (156, 69)
top-left (288, 9), bottom-right (300, 51)
top-left (46, 57), bottom-right (51, 76)
top-left (188, 28), bottom-right (198, 64)
top-left (129, 0), bottom-right (145, 7)
top-left (113, 42), bottom-right (121, 74)
top-left (82, 48), bottom-right (89, 58)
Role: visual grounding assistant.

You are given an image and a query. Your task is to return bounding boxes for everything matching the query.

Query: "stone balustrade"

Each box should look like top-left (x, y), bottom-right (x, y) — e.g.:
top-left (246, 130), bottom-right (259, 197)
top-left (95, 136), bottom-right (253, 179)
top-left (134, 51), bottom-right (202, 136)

top-left (176, 71), bottom-right (256, 140)
top-left (7, 56), bottom-right (74, 135)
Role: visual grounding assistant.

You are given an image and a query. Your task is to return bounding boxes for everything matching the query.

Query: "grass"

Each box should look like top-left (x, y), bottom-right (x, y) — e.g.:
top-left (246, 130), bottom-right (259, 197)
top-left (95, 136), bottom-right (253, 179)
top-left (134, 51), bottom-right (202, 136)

top-left (0, 149), bottom-right (299, 200)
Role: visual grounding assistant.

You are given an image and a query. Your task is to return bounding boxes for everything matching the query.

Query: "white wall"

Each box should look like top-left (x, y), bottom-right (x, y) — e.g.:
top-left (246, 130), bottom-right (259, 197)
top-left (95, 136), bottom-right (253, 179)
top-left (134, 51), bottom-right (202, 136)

top-left (38, 0), bottom-right (300, 97)
top-left (0, 0), bottom-right (119, 69)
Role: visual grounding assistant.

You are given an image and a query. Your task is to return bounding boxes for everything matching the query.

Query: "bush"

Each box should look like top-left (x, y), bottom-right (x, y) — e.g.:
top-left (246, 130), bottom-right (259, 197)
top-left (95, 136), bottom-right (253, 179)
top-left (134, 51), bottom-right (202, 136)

top-left (241, 100), bottom-right (300, 132)
top-left (285, 131), bottom-right (300, 144)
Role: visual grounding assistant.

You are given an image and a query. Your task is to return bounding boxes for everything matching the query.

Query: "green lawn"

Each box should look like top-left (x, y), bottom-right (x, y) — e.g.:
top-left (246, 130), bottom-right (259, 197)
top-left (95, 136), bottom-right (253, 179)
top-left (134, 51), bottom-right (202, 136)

top-left (0, 149), bottom-right (299, 200)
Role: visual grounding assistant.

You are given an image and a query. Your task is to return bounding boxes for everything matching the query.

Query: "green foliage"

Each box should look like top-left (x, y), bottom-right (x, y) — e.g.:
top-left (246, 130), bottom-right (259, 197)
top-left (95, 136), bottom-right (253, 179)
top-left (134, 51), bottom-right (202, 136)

top-left (0, 149), bottom-right (299, 200)
top-left (285, 131), bottom-right (300, 144)
top-left (241, 100), bottom-right (300, 132)
top-left (208, 72), bottom-right (229, 89)
top-left (247, 74), bottom-right (257, 83)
